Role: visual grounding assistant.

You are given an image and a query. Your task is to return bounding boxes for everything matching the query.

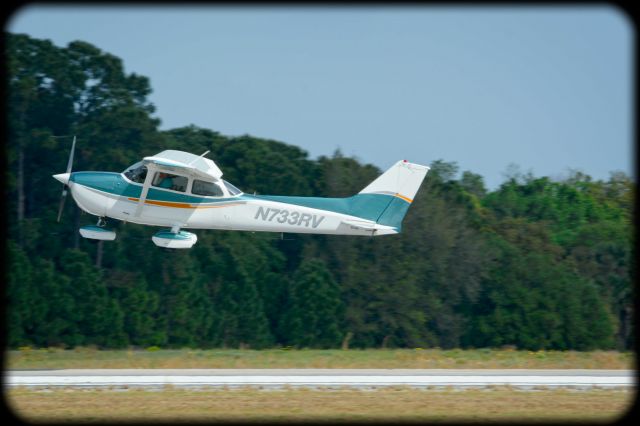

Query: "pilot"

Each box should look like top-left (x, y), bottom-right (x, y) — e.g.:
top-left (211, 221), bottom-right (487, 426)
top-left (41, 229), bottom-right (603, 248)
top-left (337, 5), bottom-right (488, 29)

top-left (157, 173), bottom-right (174, 189)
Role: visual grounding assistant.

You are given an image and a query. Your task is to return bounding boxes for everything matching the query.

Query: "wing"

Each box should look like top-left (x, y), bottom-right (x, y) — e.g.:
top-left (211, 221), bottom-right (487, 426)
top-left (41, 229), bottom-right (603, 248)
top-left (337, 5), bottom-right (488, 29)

top-left (142, 149), bottom-right (223, 182)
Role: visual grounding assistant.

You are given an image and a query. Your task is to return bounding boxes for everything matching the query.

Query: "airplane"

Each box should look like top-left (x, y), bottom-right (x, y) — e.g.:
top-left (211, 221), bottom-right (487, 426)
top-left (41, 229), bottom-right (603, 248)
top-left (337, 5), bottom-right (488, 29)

top-left (53, 137), bottom-right (430, 249)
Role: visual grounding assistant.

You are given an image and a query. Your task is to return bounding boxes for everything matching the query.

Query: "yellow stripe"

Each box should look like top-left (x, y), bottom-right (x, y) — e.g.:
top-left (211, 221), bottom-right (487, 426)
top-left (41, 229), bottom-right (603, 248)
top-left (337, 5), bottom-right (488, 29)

top-left (395, 193), bottom-right (413, 203)
top-left (127, 197), bottom-right (237, 209)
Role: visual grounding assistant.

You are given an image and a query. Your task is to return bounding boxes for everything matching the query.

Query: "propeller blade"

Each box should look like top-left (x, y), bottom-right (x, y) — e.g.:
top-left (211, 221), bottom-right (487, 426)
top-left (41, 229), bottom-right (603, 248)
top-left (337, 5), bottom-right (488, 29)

top-left (57, 188), bottom-right (68, 222)
top-left (66, 135), bottom-right (76, 174)
top-left (56, 136), bottom-right (76, 223)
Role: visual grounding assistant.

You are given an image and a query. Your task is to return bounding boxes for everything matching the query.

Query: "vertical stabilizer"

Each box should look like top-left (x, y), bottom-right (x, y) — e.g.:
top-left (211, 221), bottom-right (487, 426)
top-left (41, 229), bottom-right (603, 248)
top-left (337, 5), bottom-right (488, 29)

top-left (359, 160), bottom-right (430, 202)
top-left (349, 160), bottom-right (429, 231)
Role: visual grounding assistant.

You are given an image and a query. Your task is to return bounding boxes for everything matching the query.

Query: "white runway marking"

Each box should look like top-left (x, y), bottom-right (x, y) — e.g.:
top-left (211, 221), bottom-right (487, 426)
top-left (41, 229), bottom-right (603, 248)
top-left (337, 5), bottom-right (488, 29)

top-left (5, 369), bottom-right (634, 390)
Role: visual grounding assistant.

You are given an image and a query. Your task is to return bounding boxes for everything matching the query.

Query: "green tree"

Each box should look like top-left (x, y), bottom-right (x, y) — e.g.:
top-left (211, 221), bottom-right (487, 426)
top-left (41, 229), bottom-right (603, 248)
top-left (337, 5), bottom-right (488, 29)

top-left (6, 241), bottom-right (39, 346)
top-left (30, 257), bottom-right (82, 347)
top-left (157, 252), bottom-right (213, 348)
top-left (460, 170), bottom-right (487, 198)
top-left (204, 234), bottom-right (273, 348)
top-left (106, 271), bottom-right (166, 347)
top-left (282, 259), bottom-right (344, 348)
top-left (4, 32), bottom-right (632, 351)
top-left (465, 221), bottom-right (615, 350)
top-left (58, 249), bottom-right (126, 347)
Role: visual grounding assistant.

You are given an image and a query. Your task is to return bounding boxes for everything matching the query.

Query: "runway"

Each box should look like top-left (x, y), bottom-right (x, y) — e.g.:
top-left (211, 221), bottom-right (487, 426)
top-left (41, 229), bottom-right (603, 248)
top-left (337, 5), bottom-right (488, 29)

top-left (5, 369), bottom-right (634, 390)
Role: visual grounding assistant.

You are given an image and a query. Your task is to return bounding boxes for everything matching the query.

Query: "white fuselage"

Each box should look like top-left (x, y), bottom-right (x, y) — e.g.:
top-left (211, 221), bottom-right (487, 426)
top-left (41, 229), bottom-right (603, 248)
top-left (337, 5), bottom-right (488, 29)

top-left (68, 173), bottom-right (395, 237)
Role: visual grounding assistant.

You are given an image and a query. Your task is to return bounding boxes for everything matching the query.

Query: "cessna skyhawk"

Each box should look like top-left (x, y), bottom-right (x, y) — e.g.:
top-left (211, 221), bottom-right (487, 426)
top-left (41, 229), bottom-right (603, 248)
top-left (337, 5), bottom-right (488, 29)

top-left (53, 138), bottom-right (429, 248)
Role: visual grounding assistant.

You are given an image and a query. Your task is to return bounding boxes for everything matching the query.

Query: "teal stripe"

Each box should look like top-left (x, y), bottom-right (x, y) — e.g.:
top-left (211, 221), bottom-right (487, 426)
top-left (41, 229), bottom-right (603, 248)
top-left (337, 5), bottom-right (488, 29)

top-left (249, 193), bottom-right (409, 229)
top-left (71, 172), bottom-right (234, 204)
top-left (70, 172), bottom-right (412, 229)
top-left (376, 197), bottom-right (411, 231)
top-left (80, 225), bottom-right (112, 233)
top-left (154, 230), bottom-right (194, 240)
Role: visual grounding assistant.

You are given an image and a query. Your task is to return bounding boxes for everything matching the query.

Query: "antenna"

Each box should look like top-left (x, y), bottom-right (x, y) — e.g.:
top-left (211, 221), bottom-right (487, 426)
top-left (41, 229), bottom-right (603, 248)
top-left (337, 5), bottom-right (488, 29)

top-left (187, 150), bottom-right (210, 166)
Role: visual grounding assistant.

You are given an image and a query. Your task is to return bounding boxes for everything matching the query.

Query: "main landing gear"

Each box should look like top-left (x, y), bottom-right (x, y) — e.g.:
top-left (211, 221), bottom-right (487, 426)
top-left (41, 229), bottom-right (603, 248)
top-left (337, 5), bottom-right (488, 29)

top-left (78, 218), bottom-right (198, 248)
top-left (79, 217), bottom-right (116, 241)
top-left (151, 225), bottom-right (197, 249)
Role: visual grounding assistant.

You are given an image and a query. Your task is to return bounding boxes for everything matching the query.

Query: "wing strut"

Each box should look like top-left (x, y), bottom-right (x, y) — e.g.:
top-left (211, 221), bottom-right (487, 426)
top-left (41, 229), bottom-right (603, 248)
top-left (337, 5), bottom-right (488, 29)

top-left (134, 165), bottom-right (155, 217)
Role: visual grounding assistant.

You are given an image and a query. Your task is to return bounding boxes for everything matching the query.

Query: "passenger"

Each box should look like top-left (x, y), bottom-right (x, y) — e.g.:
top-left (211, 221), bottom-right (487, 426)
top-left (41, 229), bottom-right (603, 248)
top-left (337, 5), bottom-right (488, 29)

top-left (157, 173), bottom-right (174, 189)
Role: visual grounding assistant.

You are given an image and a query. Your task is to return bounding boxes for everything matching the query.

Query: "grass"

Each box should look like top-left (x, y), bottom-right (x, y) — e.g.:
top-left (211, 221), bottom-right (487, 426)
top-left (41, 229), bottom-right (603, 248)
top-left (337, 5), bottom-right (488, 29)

top-left (6, 347), bottom-right (634, 370)
top-left (6, 387), bottom-right (634, 423)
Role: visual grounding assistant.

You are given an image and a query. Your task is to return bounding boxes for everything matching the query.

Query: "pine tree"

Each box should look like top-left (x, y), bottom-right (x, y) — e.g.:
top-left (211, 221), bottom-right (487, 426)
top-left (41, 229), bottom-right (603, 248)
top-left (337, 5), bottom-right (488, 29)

top-left (282, 259), bottom-right (344, 348)
top-left (159, 252), bottom-right (214, 348)
top-left (32, 257), bottom-right (82, 347)
top-left (109, 272), bottom-right (166, 347)
top-left (7, 241), bottom-right (36, 346)
top-left (206, 235), bottom-right (273, 348)
top-left (58, 249), bottom-right (125, 347)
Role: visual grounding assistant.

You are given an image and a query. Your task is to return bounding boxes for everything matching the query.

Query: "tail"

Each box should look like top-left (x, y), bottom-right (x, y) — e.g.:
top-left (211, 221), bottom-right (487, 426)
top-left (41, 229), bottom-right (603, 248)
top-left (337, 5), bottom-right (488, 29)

top-left (349, 160), bottom-right (430, 231)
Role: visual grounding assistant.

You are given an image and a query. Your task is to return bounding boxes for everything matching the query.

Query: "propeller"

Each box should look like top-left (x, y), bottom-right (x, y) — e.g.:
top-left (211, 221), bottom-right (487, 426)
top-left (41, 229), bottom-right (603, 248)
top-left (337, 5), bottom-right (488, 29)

top-left (54, 135), bottom-right (76, 222)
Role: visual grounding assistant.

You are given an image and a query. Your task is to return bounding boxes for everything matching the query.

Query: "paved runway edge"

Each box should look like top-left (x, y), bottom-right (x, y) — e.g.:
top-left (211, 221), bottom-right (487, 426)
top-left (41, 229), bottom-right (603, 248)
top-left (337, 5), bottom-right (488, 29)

top-left (5, 369), bottom-right (635, 390)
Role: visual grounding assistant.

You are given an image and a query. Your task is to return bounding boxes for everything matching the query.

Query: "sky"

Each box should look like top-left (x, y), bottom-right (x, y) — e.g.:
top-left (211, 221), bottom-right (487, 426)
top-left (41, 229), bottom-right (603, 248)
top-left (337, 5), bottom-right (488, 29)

top-left (6, 5), bottom-right (633, 189)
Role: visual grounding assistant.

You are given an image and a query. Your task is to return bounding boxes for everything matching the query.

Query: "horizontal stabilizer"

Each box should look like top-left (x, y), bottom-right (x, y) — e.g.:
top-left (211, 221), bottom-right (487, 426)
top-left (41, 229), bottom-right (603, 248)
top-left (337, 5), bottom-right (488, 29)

top-left (341, 219), bottom-right (398, 235)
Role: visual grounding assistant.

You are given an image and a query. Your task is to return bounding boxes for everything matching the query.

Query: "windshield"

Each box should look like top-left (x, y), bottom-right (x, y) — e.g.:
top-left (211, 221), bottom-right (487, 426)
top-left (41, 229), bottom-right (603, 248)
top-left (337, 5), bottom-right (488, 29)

top-left (123, 162), bottom-right (147, 184)
top-left (223, 179), bottom-right (243, 196)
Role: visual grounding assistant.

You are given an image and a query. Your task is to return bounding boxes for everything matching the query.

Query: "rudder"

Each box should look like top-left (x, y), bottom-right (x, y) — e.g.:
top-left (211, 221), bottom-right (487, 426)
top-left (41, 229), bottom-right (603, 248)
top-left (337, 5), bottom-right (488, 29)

top-left (349, 160), bottom-right (429, 230)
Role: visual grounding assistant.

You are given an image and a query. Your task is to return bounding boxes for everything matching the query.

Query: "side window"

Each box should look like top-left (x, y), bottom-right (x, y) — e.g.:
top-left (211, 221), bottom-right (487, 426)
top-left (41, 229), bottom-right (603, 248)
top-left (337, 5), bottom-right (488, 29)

top-left (152, 172), bottom-right (187, 192)
top-left (192, 179), bottom-right (223, 197)
top-left (124, 165), bottom-right (147, 183)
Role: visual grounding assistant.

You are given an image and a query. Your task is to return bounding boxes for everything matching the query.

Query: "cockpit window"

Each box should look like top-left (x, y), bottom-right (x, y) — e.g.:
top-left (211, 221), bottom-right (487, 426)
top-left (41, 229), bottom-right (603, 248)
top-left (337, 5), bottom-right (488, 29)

top-left (124, 164), bottom-right (147, 183)
top-left (223, 179), bottom-right (242, 196)
top-left (192, 179), bottom-right (223, 197)
top-left (152, 172), bottom-right (188, 192)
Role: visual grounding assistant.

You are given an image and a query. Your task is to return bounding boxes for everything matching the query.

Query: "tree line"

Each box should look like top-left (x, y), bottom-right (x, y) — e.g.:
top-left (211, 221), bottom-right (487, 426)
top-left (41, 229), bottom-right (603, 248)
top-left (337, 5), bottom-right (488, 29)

top-left (5, 33), bottom-right (634, 351)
